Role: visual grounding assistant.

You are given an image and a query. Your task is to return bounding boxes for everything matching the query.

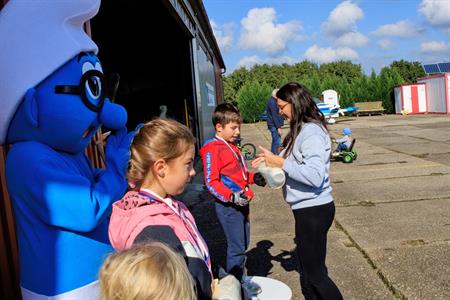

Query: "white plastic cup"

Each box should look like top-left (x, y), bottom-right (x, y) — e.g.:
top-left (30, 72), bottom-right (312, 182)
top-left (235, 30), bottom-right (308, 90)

top-left (258, 161), bottom-right (286, 189)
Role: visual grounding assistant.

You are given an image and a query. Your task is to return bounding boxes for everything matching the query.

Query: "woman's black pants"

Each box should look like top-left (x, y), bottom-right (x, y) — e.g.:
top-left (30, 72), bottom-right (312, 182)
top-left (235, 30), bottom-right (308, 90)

top-left (293, 201), bottom-right (343, 300)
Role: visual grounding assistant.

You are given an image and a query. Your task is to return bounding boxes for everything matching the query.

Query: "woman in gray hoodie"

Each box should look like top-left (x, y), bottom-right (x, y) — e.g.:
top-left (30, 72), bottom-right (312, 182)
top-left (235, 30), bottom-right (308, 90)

top-left (252, 82), bottom-right (343, 300)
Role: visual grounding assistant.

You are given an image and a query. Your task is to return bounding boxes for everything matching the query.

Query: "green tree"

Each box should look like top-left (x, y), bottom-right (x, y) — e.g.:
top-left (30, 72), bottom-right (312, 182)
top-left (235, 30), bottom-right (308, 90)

top-left (224, 67), bottom-right (250, 101)
top-left (379, 67), bottom-right (404, 113)
top-left (250, 64), bottom-right (282, 88)
top-left (366, 69), bottom-right (382, 101)
top-left (301, 72), bottom-right (322, 98)
top-left (351, 76), bottom-right (370, 102)
top-left (389, 60), bottom-right (425, 83)
top-left (337, 81), bottom-right (354, 107)
top-left (223, 58), bottom-right (418, 117)
top-left (236, 81), bottom-right (272, 123)
top-left (319, 61), bottom-right (363, 84)
top-left (223, 76), bottom-right (237, 103)
top-left (292, 60), bottom-right (319, 81)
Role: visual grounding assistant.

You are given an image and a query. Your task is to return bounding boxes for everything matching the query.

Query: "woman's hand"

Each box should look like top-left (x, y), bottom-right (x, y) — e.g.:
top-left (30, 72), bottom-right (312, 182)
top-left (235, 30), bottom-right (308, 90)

top-left (251, 146), bottom-right (285, 169)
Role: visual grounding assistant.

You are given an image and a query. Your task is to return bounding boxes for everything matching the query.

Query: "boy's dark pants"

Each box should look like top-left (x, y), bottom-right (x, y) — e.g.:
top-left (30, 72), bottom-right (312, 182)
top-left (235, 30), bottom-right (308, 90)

top-left (214, 200), bottom-right (250, 281)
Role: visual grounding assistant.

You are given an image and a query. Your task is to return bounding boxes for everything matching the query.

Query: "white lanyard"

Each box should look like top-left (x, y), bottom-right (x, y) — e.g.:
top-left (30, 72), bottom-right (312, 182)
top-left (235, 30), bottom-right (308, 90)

top-left (139, 188), bottom-right (211, 271)
top-left (215, 135), bottom-right (248, 180)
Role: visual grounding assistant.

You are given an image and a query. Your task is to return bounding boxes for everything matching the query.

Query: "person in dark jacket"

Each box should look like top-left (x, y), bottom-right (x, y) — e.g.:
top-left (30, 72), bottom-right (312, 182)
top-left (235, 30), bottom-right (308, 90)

top-left (266, 89), bottom-right (285, 154)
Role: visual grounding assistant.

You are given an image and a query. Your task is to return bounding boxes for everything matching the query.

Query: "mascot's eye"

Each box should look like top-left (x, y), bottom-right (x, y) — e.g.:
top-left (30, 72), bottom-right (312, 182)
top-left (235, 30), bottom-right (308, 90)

top-left (94, 62), bottom-right (103, 72)
top-left (82, 62), bottom-right (103, 101)
top-left (55, 62), bottom-right (106, 112)
top-left (82, 61), bottom-right (95, 74)
top-left (85, 76), bottom-right (102, 100)
top-left (81, 62), bottom-right (104, 105)
top-left (82, 61), bottom-right (103, 74)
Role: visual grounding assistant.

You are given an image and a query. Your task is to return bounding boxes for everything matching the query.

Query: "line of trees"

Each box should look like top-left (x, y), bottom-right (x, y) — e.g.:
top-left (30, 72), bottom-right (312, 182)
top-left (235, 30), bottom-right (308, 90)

top-left (223, 60), bottom-right (425, 122)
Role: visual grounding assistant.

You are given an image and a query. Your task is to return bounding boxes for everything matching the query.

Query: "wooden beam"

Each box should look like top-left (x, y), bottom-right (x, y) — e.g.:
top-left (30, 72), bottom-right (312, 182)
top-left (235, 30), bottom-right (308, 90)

top-left (0, 146), bottom-right (21, 300)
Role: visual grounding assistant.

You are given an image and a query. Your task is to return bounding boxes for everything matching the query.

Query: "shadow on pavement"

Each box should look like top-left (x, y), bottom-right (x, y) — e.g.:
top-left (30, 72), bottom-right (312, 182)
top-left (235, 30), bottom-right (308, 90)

top-left (246, 239), bottom-right (298, 277)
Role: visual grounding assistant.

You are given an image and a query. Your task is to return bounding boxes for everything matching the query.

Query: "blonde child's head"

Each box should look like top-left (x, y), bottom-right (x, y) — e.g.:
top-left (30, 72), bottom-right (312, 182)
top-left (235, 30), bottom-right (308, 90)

top-left (127, 118), bottom-right (196, 192)
top-left (99, 242), bottom-right (196, 300)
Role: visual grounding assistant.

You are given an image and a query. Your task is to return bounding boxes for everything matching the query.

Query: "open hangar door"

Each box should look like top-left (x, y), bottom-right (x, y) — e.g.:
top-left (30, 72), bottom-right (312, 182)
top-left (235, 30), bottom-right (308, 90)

top-left (91, 0), bottom-right (200, 145)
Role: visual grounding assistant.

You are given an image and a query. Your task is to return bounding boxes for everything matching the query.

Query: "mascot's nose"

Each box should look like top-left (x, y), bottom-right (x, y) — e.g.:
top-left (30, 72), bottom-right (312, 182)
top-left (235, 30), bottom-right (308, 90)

top-left (99, 99), bottom-right (127, 129)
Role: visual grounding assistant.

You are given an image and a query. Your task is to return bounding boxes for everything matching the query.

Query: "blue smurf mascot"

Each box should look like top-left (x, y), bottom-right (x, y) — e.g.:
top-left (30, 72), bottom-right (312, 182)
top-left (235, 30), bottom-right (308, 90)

top-left (0, 1), bottom-right (133, 299)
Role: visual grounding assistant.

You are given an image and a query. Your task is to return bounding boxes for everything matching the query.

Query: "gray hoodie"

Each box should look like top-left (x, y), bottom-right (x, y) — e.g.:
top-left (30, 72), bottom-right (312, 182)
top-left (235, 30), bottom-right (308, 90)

top-left (281, 122), bottom-right (333, 210)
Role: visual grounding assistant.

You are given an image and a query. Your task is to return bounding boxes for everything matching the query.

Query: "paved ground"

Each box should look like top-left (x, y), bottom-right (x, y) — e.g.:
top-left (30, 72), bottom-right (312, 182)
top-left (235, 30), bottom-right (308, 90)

top-left (180, 114), bottom-right (450, 300)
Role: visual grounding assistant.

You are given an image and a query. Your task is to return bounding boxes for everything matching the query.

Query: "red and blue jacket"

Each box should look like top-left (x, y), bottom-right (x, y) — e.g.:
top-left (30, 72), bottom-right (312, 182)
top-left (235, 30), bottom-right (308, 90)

top-left (200, 138), bottom-right (255, 202)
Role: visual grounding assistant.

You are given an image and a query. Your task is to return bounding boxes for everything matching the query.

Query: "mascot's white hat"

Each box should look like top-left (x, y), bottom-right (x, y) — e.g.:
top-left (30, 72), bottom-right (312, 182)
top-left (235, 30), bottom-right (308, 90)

top-left (0, 0), bottom-right (100, 144)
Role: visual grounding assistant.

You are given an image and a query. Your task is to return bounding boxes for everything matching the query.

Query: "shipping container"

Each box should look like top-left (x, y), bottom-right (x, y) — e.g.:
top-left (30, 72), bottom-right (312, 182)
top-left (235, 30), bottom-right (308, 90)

top-left (394, 83), bottom-right (427, 114)
top-left (417, 73), bottom-right (450, 114)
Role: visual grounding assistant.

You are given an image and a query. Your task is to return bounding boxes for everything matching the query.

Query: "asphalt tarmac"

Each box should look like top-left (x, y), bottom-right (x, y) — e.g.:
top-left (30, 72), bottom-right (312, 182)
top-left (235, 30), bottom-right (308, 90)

top-left (180, 114), bottom-right (450, 300)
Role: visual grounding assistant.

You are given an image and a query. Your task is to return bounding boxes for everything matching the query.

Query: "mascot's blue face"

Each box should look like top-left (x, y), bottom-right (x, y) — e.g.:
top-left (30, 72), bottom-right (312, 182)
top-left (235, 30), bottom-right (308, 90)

top-left (7, 52), bottom-right (127, 153)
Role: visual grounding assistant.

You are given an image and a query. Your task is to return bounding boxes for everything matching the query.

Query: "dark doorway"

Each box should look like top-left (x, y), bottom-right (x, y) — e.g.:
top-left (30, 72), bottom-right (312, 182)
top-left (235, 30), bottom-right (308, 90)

top-left (91, 0), bottom-right (198, 139)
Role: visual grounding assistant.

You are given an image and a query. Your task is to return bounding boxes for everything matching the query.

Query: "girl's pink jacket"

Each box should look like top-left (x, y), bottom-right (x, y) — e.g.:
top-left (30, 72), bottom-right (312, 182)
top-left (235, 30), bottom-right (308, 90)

top-left (108, 191), bottom-right (199, 252)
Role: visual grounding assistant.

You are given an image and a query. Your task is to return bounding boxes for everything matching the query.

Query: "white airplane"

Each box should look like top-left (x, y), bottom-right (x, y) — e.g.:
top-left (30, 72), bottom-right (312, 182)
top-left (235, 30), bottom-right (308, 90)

top-left (316, 102), bottom-right (359, 124)
top-left (257, 94), bottom-right (358, 124)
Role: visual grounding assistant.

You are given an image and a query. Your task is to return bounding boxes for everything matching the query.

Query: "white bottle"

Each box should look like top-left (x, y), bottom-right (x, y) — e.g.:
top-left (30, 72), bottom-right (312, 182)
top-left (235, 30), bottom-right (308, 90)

top-left (258, 161), bottom-right (286, 189)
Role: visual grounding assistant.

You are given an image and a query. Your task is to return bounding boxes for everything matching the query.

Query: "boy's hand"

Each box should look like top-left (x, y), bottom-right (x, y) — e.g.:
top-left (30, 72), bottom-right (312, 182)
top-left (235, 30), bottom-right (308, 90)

top-left (244, 188), bottom-right (254, 200)
top-left (231, 191), bottom-right (249, 206)
top-left (253, 172), bottom-right (267, 187)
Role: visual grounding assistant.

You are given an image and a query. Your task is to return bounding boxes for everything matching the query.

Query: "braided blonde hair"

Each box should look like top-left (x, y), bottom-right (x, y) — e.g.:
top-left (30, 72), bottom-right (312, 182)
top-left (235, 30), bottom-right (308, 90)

top-left (127, 118), bottom-right (195, 188)
top-left (99, 241), bottom-right (196, 300)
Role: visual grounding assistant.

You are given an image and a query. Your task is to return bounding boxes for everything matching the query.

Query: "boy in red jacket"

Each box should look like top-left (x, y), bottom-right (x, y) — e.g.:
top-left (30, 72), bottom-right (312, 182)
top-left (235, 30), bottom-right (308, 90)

top-left (199, 103), bottom-right (266, 296)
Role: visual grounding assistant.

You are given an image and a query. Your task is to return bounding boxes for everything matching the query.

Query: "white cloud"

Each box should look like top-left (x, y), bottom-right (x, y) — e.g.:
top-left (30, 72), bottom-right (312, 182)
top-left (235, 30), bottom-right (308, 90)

top-left (304, 45), bottom-right (359, 64)
top-left (419, 0), bottom-right (450, 27)
top-left (265, 56), bottom-right (298, 65)
top-left (334, 32), bottom-right (369, 48)
top-left (377, 39), bottom-right (393, 49)
top-left (373, 20), bottom-right (421, 37)
top-left (321, 1), bottom-right (364, 37)
top-left (420, 40), bottom-right (450, 53)
top-left (210, 20), bottom-right (234, 53)
top-left (236, 56), bottom-right (262, 69)
top-left (236, 55), bottom-right (297, 69)
top-left (238, 7), bottom-right (302, 55)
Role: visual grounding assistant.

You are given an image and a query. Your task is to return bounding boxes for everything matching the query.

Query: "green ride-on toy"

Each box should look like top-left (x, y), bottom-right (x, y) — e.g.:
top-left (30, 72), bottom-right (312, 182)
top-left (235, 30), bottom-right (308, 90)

top-left (332, 139), bottom-right (357, 163)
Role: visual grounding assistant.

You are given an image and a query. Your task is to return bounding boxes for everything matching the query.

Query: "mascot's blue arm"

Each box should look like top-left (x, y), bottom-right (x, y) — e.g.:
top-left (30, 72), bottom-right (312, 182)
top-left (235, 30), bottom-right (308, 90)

top-left (6, 141), bottom-right (127, 232)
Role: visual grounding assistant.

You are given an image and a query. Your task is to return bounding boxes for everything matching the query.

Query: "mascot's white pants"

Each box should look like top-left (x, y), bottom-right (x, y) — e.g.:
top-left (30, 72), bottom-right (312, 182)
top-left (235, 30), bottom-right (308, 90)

top-left (21, 281), bottom-right (98, 300)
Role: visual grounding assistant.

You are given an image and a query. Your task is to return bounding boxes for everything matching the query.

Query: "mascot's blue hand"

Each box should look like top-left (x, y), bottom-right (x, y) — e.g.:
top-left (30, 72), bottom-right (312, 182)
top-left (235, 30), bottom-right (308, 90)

top-left (105, 127), bottom-right (133, 174)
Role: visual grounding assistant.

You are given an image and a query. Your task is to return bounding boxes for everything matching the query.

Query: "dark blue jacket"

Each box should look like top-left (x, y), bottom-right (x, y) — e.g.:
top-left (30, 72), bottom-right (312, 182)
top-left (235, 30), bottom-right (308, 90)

top-left (266, 97), bottom-right (284, 129)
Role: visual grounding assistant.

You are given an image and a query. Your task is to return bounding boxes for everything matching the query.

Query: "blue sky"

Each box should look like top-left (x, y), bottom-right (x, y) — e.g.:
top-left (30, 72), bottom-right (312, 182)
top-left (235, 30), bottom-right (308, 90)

top-left (203, 0), bottom-right (450, 74)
